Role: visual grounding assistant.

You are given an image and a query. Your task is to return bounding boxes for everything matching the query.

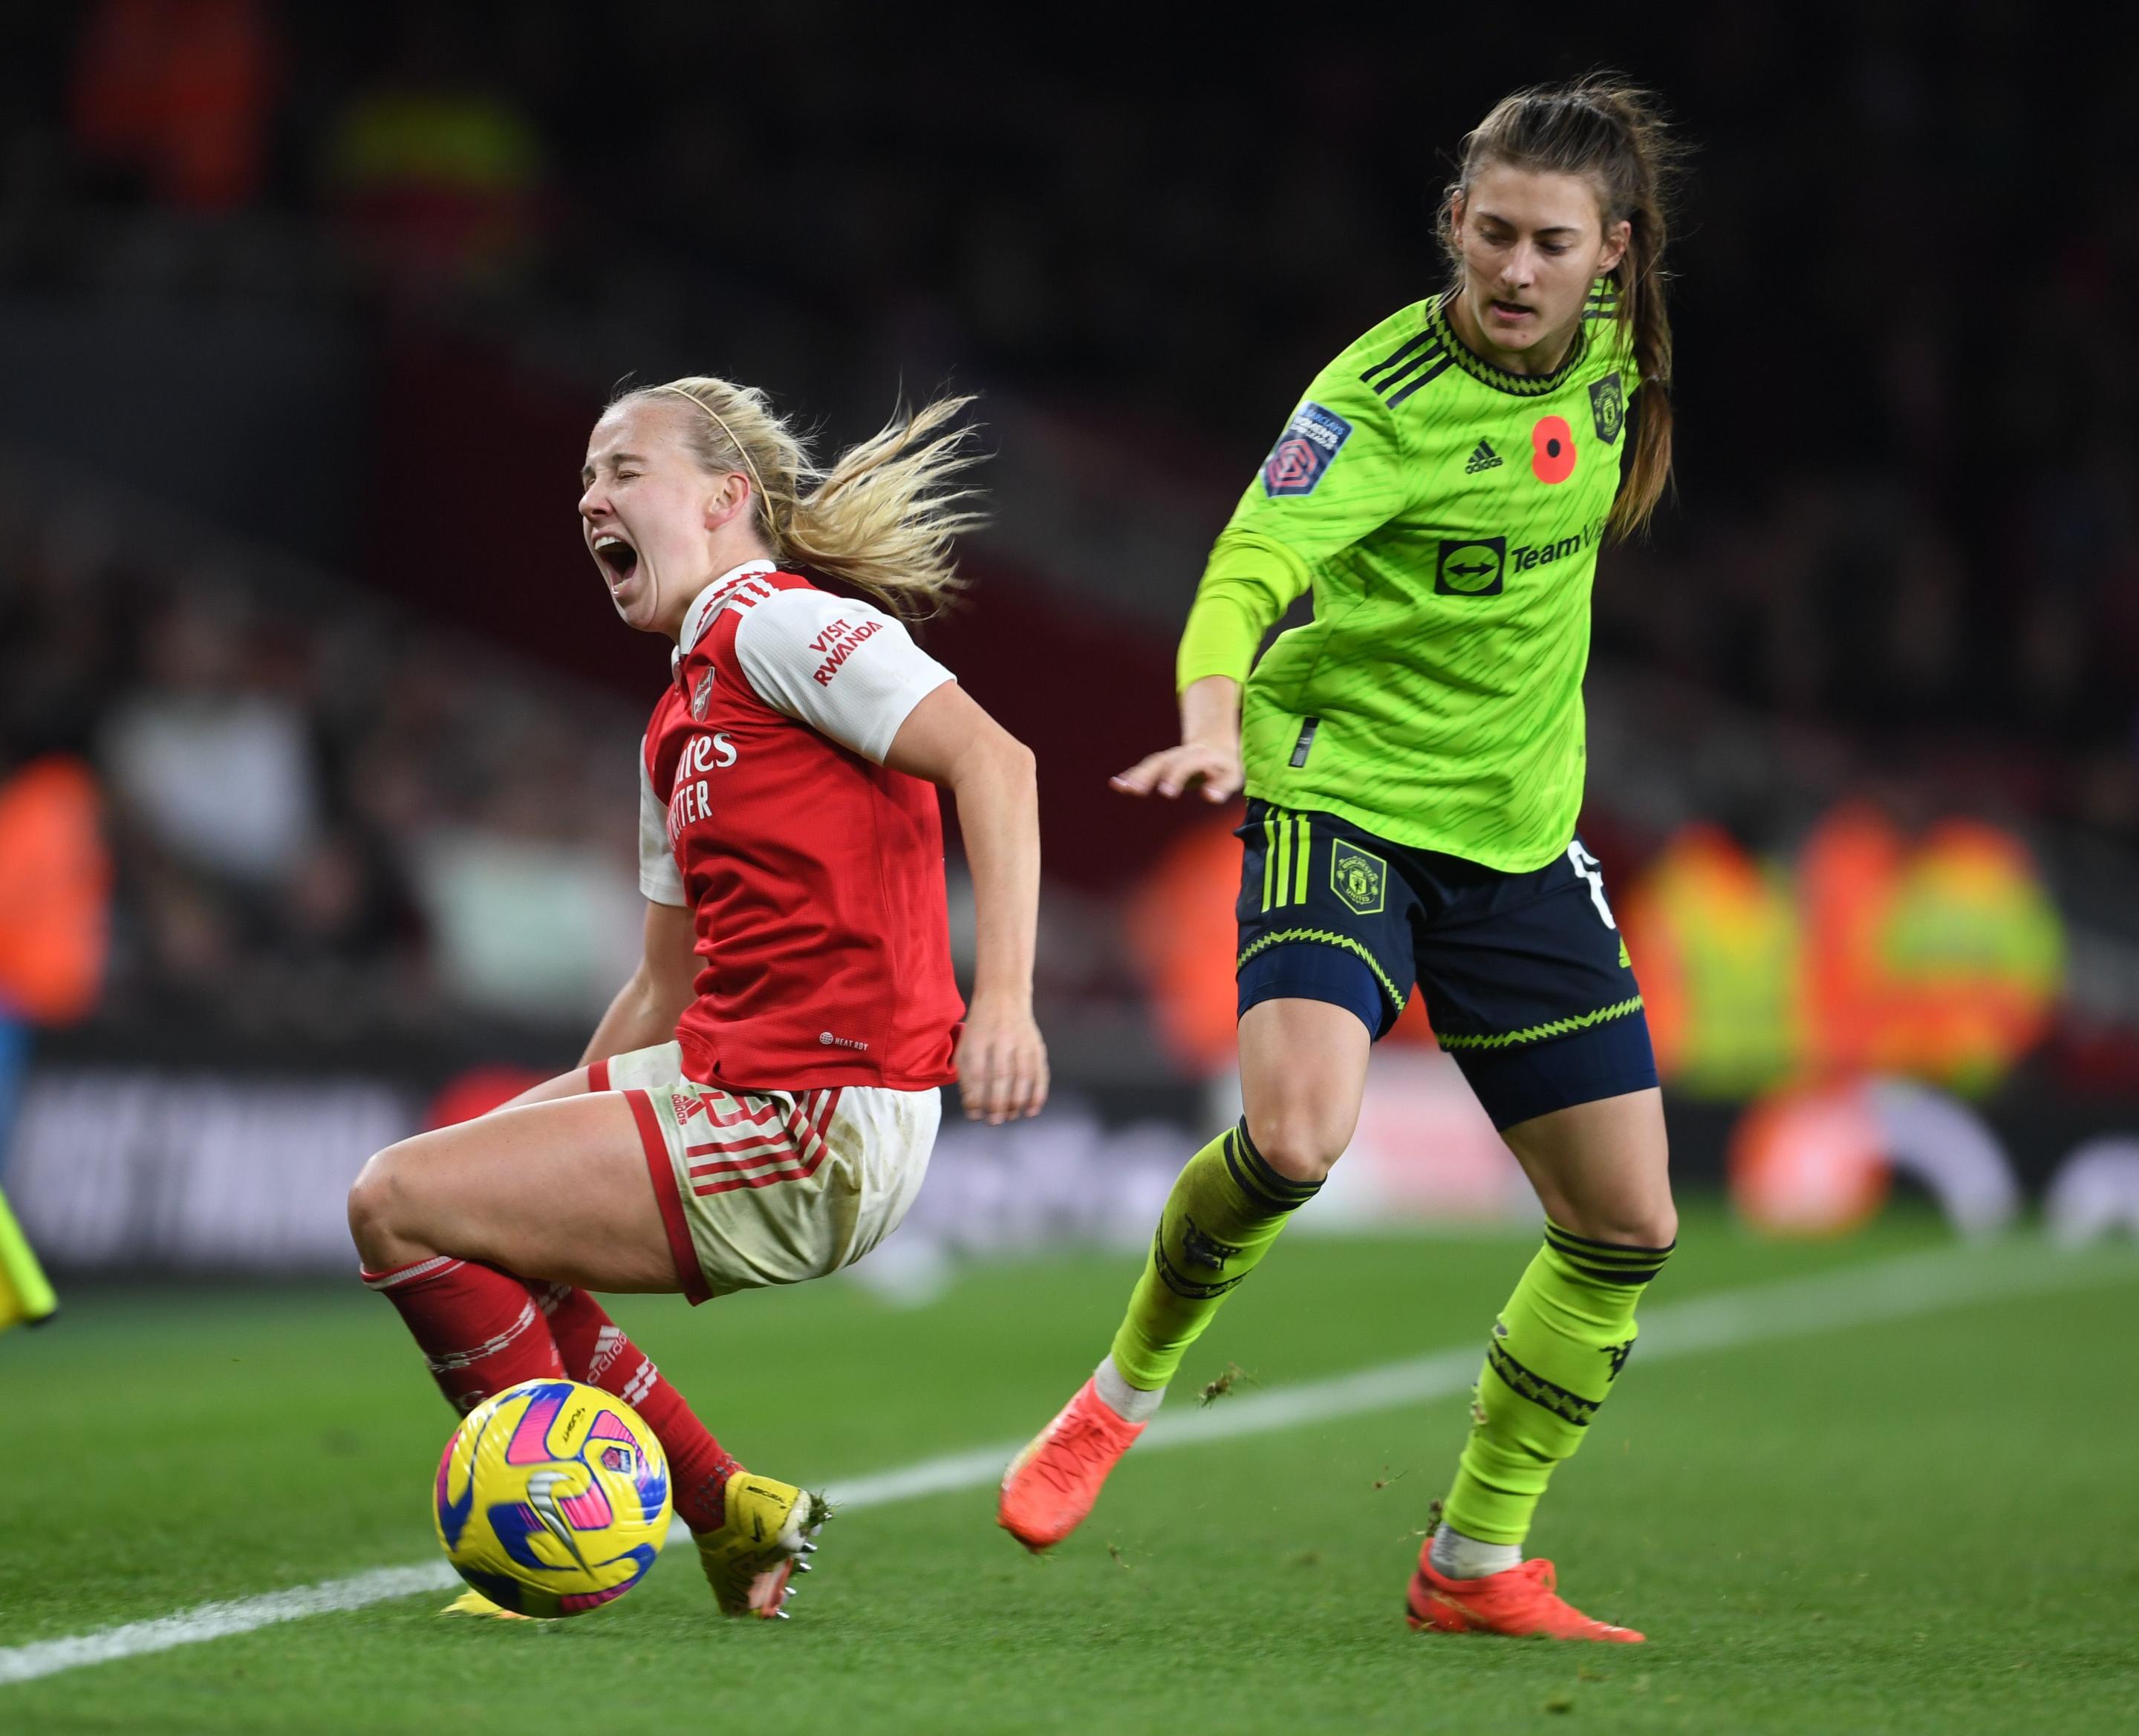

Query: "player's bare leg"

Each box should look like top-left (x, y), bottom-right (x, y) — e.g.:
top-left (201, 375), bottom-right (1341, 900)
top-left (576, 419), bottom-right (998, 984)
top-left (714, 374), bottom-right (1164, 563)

top-left (1408, 1087), bottom-right (1673, 1642)
top-left (494, 1064), bottom-right (604, 1110)
top-left (1505, 1088), bottom-right (1676, 1252)
top-left (349, 1097), bottom-right (823, 1618)
top-left (1000, 997), bottom-right (1367, 1548)
top-left (351, 1094), bottom-right (677, 1290)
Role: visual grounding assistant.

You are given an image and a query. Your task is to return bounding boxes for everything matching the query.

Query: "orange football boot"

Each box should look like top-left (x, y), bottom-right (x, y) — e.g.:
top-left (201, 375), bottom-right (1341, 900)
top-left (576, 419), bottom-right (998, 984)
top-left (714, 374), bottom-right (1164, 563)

top-left (1406, 1553), bottom-right (1645, 1643)
top-left (997, 1377), bottom-right (1147, 1550)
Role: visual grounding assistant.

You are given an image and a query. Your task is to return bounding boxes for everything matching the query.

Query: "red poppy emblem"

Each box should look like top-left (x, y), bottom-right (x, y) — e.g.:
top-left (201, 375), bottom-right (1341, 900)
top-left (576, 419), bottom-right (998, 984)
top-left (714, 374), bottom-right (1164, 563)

top-left (1531, 415), bottom-right (1577, 484)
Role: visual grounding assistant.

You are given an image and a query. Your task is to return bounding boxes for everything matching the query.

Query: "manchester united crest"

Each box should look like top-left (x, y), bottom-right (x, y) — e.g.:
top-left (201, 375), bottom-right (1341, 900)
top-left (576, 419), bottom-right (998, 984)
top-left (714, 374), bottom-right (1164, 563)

top-left (1330, 842), bottom-right (1387, 916)
top-left (1589, 372), bottom-right (1625, 446)
top-left (690, 669), bottom-right (714, 721)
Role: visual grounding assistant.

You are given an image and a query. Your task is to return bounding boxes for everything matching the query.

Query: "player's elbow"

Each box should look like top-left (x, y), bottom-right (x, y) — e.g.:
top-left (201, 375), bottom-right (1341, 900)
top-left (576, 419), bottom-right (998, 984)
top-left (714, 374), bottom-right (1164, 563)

top-left (947, 726), bottom-right (1035, 798)
top-left (996, 733), bottom-right (1038, 790)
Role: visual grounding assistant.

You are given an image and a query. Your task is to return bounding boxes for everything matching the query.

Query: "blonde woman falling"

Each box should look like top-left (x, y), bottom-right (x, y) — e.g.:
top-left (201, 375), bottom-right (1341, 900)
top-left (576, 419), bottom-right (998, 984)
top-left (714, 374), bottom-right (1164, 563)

top-left (349, 380), bottom-right (1047, 1620)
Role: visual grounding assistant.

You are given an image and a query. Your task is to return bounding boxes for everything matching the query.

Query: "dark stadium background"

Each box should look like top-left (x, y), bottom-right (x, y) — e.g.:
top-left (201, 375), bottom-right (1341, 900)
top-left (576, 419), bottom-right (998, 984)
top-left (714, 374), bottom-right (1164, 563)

top-left (3, 0), bottom-right (2138, 1272)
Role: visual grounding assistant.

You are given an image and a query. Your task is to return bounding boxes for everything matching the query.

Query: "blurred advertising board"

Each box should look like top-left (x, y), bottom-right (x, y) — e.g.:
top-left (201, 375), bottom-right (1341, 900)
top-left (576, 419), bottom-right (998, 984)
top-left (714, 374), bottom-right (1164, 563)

top-left (7, 1057), bottom-right (2137, 1278)
top-left (7, 1069), bottom-right (413, 1271)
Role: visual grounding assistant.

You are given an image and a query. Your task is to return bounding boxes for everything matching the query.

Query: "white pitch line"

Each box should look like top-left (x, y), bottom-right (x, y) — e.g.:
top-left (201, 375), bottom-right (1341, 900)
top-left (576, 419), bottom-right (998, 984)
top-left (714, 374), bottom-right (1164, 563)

top-left (2, 1239), bottom-right (2129, 1688)
top-left (822, 1238), bottom-right (2129, 1504)
top-left (0, 1566), bottom-right (459, 1689)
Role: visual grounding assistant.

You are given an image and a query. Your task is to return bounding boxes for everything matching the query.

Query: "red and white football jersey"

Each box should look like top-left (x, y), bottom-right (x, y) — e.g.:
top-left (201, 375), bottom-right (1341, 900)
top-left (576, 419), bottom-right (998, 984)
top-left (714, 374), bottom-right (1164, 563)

top-left (637, 561), bottom-right (965, 1091)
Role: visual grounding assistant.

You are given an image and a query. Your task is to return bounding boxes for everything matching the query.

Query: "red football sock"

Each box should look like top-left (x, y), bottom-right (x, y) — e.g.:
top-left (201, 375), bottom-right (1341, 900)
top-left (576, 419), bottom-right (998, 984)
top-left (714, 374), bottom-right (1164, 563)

top-left (534, 1282), bottom-right (741, 1534)
top-left (362, 1255), bottom-right (564, 1414)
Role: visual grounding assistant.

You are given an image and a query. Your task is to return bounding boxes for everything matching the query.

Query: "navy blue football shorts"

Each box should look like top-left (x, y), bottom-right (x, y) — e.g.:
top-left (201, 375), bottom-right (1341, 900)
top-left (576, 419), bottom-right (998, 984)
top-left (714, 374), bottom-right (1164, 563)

top-left (1234, 798), bottom-right (1658, 1130)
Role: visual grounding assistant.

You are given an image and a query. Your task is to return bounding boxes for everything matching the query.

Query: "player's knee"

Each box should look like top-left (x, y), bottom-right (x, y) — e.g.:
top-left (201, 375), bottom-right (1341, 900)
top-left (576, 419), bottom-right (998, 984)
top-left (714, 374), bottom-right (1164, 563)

top-left (1242, 1106), bottom-right (1350, 1186)
top-left (1559, 1199), bottom-right (1677, 1250)
top-left (347, 1143), bottom-right (418, 1265)
top-left (1639, 1202), bottom-right (1680, 1249)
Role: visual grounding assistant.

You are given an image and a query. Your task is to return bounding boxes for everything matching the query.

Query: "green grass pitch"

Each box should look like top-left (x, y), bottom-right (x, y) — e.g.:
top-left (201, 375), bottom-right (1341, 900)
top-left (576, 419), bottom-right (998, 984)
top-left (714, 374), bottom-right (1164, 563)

top-left (4, 1208), bottom-right (2136, 1734)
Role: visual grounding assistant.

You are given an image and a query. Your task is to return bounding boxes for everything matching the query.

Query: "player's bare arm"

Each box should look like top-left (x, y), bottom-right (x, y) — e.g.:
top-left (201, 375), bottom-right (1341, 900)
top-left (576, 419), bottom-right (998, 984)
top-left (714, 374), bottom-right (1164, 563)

top-left (1111, 674), bottom-right (1243, 803)
top-left (885, 681), bottom-right (1048, 1126)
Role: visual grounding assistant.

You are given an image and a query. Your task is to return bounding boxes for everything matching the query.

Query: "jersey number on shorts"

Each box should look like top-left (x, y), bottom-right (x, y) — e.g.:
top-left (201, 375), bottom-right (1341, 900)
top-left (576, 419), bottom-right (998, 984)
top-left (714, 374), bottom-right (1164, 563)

top-left (1566, 842), bottom-right (1618, 930)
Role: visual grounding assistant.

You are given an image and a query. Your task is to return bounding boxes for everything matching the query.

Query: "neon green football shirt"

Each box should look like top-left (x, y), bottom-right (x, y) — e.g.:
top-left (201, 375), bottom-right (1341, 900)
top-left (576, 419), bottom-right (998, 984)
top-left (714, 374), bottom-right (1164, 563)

top-left (1179, 284), bottom-right (1636, 872)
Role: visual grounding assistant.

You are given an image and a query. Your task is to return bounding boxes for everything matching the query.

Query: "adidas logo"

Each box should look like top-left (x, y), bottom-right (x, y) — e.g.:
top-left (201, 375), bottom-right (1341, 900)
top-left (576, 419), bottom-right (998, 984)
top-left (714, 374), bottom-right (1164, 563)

top-left (1465, 439), bottom-right (1502, 474)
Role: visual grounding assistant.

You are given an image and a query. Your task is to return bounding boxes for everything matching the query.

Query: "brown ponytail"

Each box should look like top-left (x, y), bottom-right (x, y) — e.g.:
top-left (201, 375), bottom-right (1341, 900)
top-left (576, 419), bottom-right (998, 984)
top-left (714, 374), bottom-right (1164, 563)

top-left (1441, 75), bottom-right (1689, 540)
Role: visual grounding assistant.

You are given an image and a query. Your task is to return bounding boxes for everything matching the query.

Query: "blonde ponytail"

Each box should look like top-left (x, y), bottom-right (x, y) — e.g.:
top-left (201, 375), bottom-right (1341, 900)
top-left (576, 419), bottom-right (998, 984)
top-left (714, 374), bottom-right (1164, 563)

top-left (619, 376), bottom-right (986, 619)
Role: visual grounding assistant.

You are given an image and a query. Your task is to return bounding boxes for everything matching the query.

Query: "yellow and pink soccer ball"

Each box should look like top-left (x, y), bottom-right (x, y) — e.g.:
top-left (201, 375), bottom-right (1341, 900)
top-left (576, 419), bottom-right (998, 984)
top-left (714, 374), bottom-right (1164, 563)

top-left (434, 1378), bottom-right (672, 1618)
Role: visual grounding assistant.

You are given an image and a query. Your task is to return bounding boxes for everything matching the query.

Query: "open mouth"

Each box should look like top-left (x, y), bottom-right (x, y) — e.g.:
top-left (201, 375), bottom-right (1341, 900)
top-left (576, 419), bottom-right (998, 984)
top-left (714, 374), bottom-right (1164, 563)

top-left (593, 533), bottom-right (639, 584)
top-left (1488, 299), bottom-right (1534, 319)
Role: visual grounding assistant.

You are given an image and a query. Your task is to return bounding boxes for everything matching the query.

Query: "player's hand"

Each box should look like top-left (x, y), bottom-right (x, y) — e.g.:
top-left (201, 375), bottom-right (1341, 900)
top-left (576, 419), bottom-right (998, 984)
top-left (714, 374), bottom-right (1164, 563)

top-left (955, 991), bottom-right (1050, 1125)
top-left (1110, 741), bottom-right (1243, 803)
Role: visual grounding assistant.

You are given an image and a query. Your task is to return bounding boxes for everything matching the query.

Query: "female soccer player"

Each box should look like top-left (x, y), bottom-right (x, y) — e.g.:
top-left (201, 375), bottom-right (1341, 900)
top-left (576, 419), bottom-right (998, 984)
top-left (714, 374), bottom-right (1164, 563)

top-left (349, 377), bottom-right (1046, 1620)
top-left (997, 77), bottom-right (1684, 1642)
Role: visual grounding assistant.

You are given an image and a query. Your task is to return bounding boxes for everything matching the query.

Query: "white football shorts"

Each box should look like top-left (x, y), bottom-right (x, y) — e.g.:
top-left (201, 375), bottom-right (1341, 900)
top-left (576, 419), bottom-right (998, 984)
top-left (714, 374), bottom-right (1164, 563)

top-left (590, 1040), bottom-right (940, 1302)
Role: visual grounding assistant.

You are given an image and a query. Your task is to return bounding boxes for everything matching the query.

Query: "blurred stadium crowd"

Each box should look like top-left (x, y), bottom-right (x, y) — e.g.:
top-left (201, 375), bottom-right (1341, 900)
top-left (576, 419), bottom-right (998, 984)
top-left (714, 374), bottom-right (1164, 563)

top-left (1, 2), bottom-right (2137, 1207)
top-left (0, 474), bottom-right (642, 1049)
top-left (13, 4), bottom-right (2137, 754)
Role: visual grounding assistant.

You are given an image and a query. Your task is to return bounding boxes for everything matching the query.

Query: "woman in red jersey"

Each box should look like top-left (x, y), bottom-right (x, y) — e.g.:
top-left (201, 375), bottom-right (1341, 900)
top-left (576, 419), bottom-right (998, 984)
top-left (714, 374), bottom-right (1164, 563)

top-left (348, 376), bottom-right (1045, 1621)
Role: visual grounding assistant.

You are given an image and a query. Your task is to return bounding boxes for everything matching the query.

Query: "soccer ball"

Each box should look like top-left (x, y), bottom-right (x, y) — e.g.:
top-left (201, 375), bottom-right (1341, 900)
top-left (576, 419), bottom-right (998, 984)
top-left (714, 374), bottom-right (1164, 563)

top-left (434, 1377), bottom-right (672, 1618)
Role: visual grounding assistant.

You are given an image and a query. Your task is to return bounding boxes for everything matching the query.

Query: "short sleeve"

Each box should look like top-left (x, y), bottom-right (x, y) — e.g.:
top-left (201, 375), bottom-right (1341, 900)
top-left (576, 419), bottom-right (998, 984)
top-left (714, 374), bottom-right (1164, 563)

top-left (731, 590), bottom-right (954, 763)
top-left (637, 743), bottom-right (686, 906)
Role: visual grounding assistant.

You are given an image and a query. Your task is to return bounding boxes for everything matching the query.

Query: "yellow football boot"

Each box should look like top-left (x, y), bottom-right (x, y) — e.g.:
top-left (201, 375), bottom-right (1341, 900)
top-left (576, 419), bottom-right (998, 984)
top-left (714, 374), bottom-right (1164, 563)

top-left (439, 1588), bottom-right (534, 1620)
top-left (693, 1472), bottom-right (828, 1619)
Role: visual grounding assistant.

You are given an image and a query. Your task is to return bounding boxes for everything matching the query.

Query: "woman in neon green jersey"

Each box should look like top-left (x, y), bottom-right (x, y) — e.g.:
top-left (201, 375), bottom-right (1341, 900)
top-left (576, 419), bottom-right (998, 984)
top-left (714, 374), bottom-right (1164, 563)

top-left (1000, 75), bottom-right (1687, 1643)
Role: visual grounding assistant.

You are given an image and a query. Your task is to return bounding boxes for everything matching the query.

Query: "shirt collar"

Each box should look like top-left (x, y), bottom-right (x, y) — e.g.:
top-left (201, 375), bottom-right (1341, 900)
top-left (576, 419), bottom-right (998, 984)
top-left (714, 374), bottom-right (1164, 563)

top-left (1426, 292), bottom-right (1592, 397)
top-left (671, 560), bottom-right (778, 668)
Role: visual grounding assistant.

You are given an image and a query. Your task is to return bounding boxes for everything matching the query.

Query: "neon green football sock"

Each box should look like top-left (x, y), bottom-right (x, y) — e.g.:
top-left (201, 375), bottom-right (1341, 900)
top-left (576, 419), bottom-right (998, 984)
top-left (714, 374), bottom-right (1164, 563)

top-left (1107, 1121), bottom-right (1320, 1391)
top-left (1441, 1222), bottom-right (1675, 1548)
top-left (0, 1186), bottom-right (57, 1332)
